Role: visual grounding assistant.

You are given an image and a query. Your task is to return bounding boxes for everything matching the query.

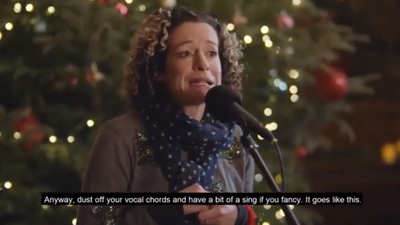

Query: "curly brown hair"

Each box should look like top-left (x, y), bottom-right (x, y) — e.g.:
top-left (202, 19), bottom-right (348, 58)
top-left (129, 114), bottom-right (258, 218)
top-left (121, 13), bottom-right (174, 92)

top-left (123, 6), bottom-right (244, 104)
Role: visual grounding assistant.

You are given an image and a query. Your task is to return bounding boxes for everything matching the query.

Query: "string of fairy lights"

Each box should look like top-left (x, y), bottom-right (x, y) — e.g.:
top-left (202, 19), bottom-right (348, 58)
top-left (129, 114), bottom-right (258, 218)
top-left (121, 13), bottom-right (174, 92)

top-left (0, 1), bottom-right (310, 225)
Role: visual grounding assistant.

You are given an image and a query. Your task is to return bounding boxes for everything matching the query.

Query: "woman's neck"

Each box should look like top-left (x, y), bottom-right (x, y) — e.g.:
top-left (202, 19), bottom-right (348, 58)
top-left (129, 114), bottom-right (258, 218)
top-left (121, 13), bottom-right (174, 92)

top-left (182, 104), bottom-right (205, 121)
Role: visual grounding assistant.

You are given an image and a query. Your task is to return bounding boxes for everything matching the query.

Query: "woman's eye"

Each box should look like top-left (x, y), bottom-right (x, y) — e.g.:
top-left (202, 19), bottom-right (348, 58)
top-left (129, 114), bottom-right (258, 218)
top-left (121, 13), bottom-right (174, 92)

top-left (178, 51), bottom-right (191, 58)
top-left (209, 51), bottom-right (218, 57)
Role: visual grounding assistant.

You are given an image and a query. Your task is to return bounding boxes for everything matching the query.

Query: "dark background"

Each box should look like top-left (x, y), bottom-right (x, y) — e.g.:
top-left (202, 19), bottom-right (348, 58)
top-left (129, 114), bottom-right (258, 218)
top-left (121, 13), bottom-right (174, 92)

top-left (305, 1), bottom-right (400, 224)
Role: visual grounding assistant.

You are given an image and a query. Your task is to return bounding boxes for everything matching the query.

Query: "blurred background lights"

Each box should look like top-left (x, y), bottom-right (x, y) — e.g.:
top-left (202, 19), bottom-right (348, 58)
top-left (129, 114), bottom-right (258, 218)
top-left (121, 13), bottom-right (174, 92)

top-left (47, 6), bottom-right (55, 14)
top-left (290, 94), bottom-right (299, 102)
top-left (269, 69), bottom-right (278, 77)
top-left (274, 79), bottom-right (287, 91)
top-left (275, 209), bottom-right (285, 219)
top-left (293, 0), bottom-right (302, 6)
top-left (285, 46), bottom-right (295, 55)
top-left (263, 205), bottom-right (272, 210)
top-left (125, 0), bottom-right (133, 4)
top-left (67, 136), bottom-right (75, 143)
top-left (264, 108), bottom-right (273, 116)
top-left (254, 173), bottom-right (263, 182)
top-left (289, 85), bottom-right (298, 94)
top-left (14, 3), bottom-right (22, 13)
top-left (274, 173), bottom-right (282, 183)
top-left (25, 3), bottom-right (34, 12)
top-left (5, 23), bottom-right (13, 31)
top-left (49, 135), bottom-right (57, 143)
top-left (4, 181), bottom-right (12, 189)
top-left (288, 69), bottom-right (300, 79)
top-left (265, 122), bottom-right (278, 131)
top-left (262, 35), bottom-right (271, 42)
top-left (260, 25), bottom-right (269, 34)
top-left (72, 218), bottom-right (77, 225)
top-left (264, 39), bottom-right (273, 48)
top-left (227, 23), bottom-right (235, 31)
top-left (244, 35), bottom-right (252, 44)
top-left (13, 132), bottom-right (21, 139)
top-left (86, 119), bottom-right (95, 127)
top-left (138, 5), bottom-right (146, 12)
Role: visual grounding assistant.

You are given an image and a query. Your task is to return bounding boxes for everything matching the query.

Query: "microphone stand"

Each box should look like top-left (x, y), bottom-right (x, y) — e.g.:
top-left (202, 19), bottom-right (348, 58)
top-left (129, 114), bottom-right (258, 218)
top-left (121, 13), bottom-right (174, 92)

top-left (239, 129), bottom-right (301, 225)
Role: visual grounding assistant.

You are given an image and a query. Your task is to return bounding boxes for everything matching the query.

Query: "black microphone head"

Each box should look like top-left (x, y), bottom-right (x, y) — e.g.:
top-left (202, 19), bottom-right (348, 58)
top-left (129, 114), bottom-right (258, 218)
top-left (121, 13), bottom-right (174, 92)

top-left (205, 85), bottom-right (243, 122)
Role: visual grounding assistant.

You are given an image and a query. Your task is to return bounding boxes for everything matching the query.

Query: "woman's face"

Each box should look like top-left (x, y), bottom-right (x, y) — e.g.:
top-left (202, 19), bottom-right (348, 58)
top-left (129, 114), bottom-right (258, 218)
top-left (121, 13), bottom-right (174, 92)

top-left (158, 22), bottom-right (222, 106)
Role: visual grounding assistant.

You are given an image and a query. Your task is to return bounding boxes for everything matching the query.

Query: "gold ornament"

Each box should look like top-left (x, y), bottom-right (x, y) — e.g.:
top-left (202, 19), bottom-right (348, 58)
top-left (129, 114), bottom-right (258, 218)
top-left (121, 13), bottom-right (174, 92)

top-left (86, 62), bottom-right (104, 87)
top-left (218, 139), bottom-right (245, 163)
top-left (381, 143), bottom-right (397, 165)
top-left (135, 131), bottom-right (156, 165)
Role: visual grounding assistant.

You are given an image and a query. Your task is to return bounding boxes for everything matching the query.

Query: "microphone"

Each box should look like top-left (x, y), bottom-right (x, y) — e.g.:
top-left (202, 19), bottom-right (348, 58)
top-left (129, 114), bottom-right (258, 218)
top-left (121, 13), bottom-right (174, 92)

top-left (205, 86), bottom-right (276, 143)
top-left (205, 86), bottom-right (300, 225)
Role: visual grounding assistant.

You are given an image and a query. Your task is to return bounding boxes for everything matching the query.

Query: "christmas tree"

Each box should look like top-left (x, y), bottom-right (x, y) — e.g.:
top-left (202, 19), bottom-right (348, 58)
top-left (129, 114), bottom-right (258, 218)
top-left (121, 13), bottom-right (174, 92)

top-left (0, 0), bottom-right (373, 225)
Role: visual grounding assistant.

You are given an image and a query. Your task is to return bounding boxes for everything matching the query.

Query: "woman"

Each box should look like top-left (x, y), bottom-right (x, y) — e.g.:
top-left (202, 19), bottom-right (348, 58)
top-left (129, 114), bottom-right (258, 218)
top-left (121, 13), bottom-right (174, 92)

top-left (77, 6), bottom-right (256, 225)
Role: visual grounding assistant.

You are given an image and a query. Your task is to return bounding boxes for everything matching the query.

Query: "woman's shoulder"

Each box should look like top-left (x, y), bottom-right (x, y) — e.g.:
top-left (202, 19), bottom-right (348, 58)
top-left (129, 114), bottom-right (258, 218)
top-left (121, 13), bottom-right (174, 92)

top-left (94, 110), bottom-right (145, 148)
top-left (102, 110), bottom-right (145, 134)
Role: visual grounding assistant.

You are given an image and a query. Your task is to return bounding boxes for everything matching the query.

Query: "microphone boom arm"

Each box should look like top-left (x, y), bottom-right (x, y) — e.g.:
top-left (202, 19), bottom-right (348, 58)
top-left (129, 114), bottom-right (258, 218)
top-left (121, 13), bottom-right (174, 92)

top-left (239, 127), bottom-right (301, 225)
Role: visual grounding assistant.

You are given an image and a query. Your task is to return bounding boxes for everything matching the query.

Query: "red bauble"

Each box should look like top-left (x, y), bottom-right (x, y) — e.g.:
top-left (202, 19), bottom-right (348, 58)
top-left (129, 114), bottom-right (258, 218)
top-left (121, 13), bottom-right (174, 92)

top-left (277, 11), bottom-right (294, 29)
top-left (314, 67), bottom-right (349, 101)
top-left (295, 146), bottom-right (308, 160)
top-left (14, 112), bottom-right (45, 152)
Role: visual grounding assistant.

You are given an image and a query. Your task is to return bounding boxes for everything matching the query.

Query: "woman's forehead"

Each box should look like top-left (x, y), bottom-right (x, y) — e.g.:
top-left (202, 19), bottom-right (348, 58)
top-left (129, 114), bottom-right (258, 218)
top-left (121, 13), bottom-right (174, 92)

top-left (167, 22), bottom-right (219, 47)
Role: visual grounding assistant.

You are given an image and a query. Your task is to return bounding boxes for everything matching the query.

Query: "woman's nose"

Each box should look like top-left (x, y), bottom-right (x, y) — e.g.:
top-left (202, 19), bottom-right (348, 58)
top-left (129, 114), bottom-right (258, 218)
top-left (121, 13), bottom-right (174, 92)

top-left (193, 52), bottom-right (210, 71)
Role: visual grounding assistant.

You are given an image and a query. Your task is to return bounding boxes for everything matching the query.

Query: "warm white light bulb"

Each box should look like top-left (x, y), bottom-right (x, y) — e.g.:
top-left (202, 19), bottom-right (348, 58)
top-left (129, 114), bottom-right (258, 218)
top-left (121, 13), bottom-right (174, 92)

top-left (263, 108), bottom-right (272, 116)
top-left (262, 35), bottom-right (270, 42)
top-left (244, 35), bottom-right (252, 44)
top-left (227, 23), bottom-right (235, 31)
top-left (260, 25), bottom-right (269, 34)
top-left (289, 85), bottom-right (298, 94)
top-left (138, 5), bottom-right (146, 12)
top-left (13, 132), bottom-right (21, 139)
top-left (288, 69), bottom-right (299, 79)
top-left (264, 40), bottom-right (273, 48)
top-left (49, 135), bottom-right (57, 143)
top-left (263, 205), bottom-right (271, 210)
top-left (4, 181), bottom-right (12, 189)
top-left (87, 120), bottom-right (95, 127)
top-left (14, 3), bottom-right (22, 13)
top-left (293, 0), bottom-right (302, 6)
top-left (5, 23), bottom-right (13, 31)
top-left (290, 94), bottom-right (299, 102)
top-left (265, 122), bottom-right (278, 131)
top-left (25, 3), bottom-right (34, 12)
top-left (67, 136), bottom-right (75, 143)
top-left (47, 6), bottom-right (55, 14)
top-left (254, 174), bottom-right (263, 182)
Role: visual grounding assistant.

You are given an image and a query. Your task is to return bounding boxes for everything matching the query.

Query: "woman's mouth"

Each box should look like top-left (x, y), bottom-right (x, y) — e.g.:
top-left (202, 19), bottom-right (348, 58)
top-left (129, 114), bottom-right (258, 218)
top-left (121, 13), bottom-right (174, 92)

top-left (189, 78), bottom-right (213, 87)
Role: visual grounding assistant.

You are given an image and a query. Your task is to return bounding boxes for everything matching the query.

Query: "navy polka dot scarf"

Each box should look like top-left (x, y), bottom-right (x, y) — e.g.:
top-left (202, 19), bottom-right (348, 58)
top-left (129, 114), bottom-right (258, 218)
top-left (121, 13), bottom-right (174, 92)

top-left (139, 97), bottom-right (235, 192)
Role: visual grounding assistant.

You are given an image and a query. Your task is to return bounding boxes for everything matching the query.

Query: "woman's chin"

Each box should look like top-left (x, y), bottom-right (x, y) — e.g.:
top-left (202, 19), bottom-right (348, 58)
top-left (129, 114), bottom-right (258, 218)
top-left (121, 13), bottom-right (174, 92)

top-left (184, 91), bottom-right (208, 105)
